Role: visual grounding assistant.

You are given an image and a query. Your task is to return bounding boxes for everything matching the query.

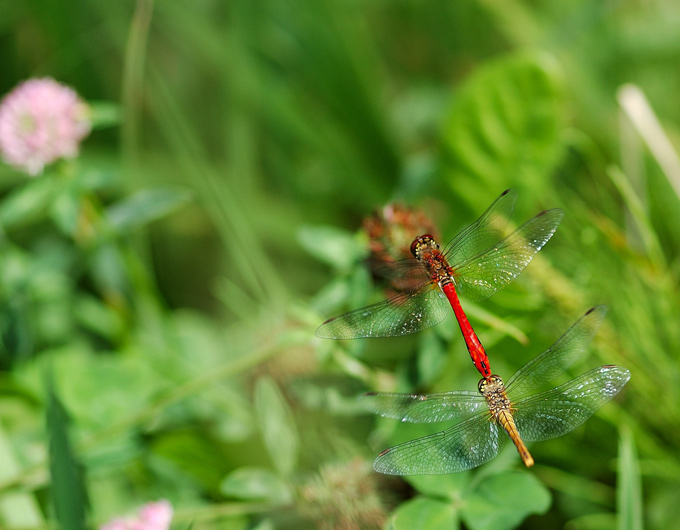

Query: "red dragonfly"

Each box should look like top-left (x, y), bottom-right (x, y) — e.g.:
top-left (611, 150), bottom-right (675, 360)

top-left (361, 306), bottom-right (630, 474)
top-left (316, 189), bottom-right (563, 377)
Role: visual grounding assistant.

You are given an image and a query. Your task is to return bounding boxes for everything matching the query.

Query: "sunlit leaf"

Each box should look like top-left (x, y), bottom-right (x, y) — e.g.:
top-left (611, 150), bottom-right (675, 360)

top-left (461, 470), bottom-right (550, 530)
top-left (220, 466), bottom-right (292, 504)
top-left (0, 176), bottom-right (58, 228)
top-left (46, 375), bottom-right (89, 530)
top-left (297, 225), bottom-right (366, 271)
top-left (617, 424), bottom-right (643, 530)
top-left (440, 51), bottom-right (564, 204)
top-left (254, 377), bottom-right (299, 477)
top-left (107, 188), bottom-right (192, 232)
top-left (406, 472), bottom-right (470, 501)
top-left (417, 332), bottom-right (449, 386)
top-left (50, 183), bottom-right (82, 237)
top-left (389, 497), bottom-right (458, 530)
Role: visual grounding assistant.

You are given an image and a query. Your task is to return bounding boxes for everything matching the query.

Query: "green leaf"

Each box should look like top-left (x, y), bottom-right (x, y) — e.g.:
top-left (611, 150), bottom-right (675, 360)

top-left (0, 176), bottom-right (58, 228)
top-left (417, 332), bottom-right (449, 386)
top-left (254, 376), bottom-right (299, 477)
top-left (220, 466), bottom-right (293, 504)
top-left (406, 472), bottom-right (470, 501)
top-left (617, 424), bottom-right (643, 530)
top-left (389, 497), bottom-right (458, 530)
top-left (73, 293), bottom-right (125, 341)
top-left (46, 375), bottom-right (89, 530)
top-left (106, 188), bottom-right (192, 232)
top-left (0, 421), bottom-right (44, 527)
top-left (440, 51), bottom-right (564, 204)
top-left (461, 470), bottom-right (551, 530)
top-left (50, 183), bottom-right (82, 236)
top-left (297, 225), bottom-right (366, 271)
top-left (89, 100), bottom-right (121, 129)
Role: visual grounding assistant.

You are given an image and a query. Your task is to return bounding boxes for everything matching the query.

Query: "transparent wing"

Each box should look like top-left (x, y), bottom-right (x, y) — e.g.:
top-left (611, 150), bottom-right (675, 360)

top-left (443, 189), bottom-right (516, 265)
top-left (506, 306), bottom-right (608, 399)
top-left (373, 415), bottom-right (506, 475)
top-left (360, 391), bottom-right (486, 423)
top-left (366, 258), bottom-right (430, 292)
top-left (451, 208), bottom-right (564, 302)
top-left (315, 286), bottom-right (449, 339)
top-left (513, 366), bottom-right (630, 442)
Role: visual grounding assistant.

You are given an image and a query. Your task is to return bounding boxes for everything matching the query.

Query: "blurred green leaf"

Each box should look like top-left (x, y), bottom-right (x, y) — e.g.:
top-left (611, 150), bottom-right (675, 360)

top-left (152, 429), bottom-right (231, 492)
top-left (0, 421), bottom-right (43, 527)
top-left (106, 188), bottom-right (192, 232)
top-left (406, 472), bottom-right (470, 501)
top-left (73, 293), bottom-right (125, 341)
top-left (461, 470), bottom-right (551, 530)
top-left (16, 346), bottom-right (166, 431)
top-left (441, 51), bottom-right (564, 203)
top-left (297, 225), bottom-right (366, 271)
top-left (254, 377), bottom-right (299, 477)
top-left (417, 332), bottom-right (449, 386)
top-left (220, 466), bottom-right (292, 505)
top-left (46, 376), bottom-right (89, 530)
top-left (617, 424), bottom-right (643, 530)
top-left (89, 101), bottom-right (121, 129)
top-left (0, 176), bottom-right (58, 228)
top-left (50, 182), bottom-right (82, 236)
top-left (389, 497), bottom-right (457, 530)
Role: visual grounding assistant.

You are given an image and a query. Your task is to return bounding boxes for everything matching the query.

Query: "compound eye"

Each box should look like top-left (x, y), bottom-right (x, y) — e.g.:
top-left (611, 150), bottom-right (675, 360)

top-left (410, 234), bottom-right (436, 258)
top-left (477, 379), bottom-right (487, 393)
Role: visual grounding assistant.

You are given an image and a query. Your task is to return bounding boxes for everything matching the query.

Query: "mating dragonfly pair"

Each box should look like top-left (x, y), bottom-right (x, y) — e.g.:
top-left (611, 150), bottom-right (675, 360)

top-left (316, 190), bottom-right (629, 474)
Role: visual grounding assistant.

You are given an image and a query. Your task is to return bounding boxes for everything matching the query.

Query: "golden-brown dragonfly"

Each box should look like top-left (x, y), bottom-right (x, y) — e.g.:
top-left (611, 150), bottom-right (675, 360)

top-left (362, 306), bottom-right (630, 474)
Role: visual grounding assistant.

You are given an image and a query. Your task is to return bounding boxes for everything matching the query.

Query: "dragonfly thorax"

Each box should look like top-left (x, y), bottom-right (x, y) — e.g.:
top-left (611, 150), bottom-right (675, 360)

top-left (478, 375), bottom-right (512, 416)
top-left (411, 234), bottom-right (455, 286)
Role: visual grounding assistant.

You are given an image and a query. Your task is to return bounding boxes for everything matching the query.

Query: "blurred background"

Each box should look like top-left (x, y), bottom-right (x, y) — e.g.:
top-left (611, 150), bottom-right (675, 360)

top-left (1, 0), bottom-right (679, 528)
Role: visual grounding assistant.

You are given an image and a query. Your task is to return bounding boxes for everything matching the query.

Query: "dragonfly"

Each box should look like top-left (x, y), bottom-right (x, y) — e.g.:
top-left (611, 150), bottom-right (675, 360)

top-left (316, 189), bottom-right (564, 378)
top-left (361, 306), bottom-right (630, 474)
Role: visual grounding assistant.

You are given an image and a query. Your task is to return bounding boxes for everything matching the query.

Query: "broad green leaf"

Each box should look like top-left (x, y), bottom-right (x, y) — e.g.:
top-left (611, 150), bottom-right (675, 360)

top-left (152, 430), bottom-right (233, 491)
top-left (617, 424), bottom-right (643, 530)
top-left (220, 466), bottom-right (292, 504)
top-left (440, 51), bottom-right (564, 204)
top-left (73, 293), bottom-right (125, 341)
top-left (254, 377), bottom-right (299, 477)
top-left (417, 331), bottom-right (449, 386)
top-left (406, 472), bottom-right (470, 501)
top-left (0, 421), bottom-right (43, 527)
top-left (106, 188), bottom-right (192, 232)
top-left (461, 470), bottom-right (551, 530)
top-left (46, 376), bottom-right (89, 530)
top-left (50, 182), bottom-right (82, 236)
top-left (16, 347), bottom-right (165, 431)
top-left (297, 225), bottom-right (366, 271)
top-left (0, 175), bottom-right (58, 228)
top-left (389, 497), bottom-right (458, 530)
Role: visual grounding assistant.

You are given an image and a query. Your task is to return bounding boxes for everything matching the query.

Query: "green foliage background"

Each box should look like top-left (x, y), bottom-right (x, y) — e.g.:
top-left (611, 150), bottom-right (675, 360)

top-left (1, 0), bottom-right (679, 528)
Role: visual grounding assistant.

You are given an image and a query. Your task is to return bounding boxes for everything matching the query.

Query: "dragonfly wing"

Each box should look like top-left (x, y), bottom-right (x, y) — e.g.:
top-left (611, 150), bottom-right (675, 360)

top-left (452, 208), bottom-right (564, 302)
top-left (315, 286), bottom-right (449, 339)
top-left (506, 306), bottom-right (608, 398)
top-left (443, 189), bottom-right (517, 264)
top-left (373, 415), bottom-right (506, 475)
top-left (366, 258), bottom-right (429, 291)
top-left (360, 391), bottom-right (486, 423)
top-left (512, 366), bottom-right (630, 443)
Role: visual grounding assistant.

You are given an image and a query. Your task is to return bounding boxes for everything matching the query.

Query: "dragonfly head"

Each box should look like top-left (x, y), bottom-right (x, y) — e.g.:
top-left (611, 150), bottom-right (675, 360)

top-left (410, 234), bottom-right (439, 260)
top-left (478, 375), bottom-right (504, 395)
